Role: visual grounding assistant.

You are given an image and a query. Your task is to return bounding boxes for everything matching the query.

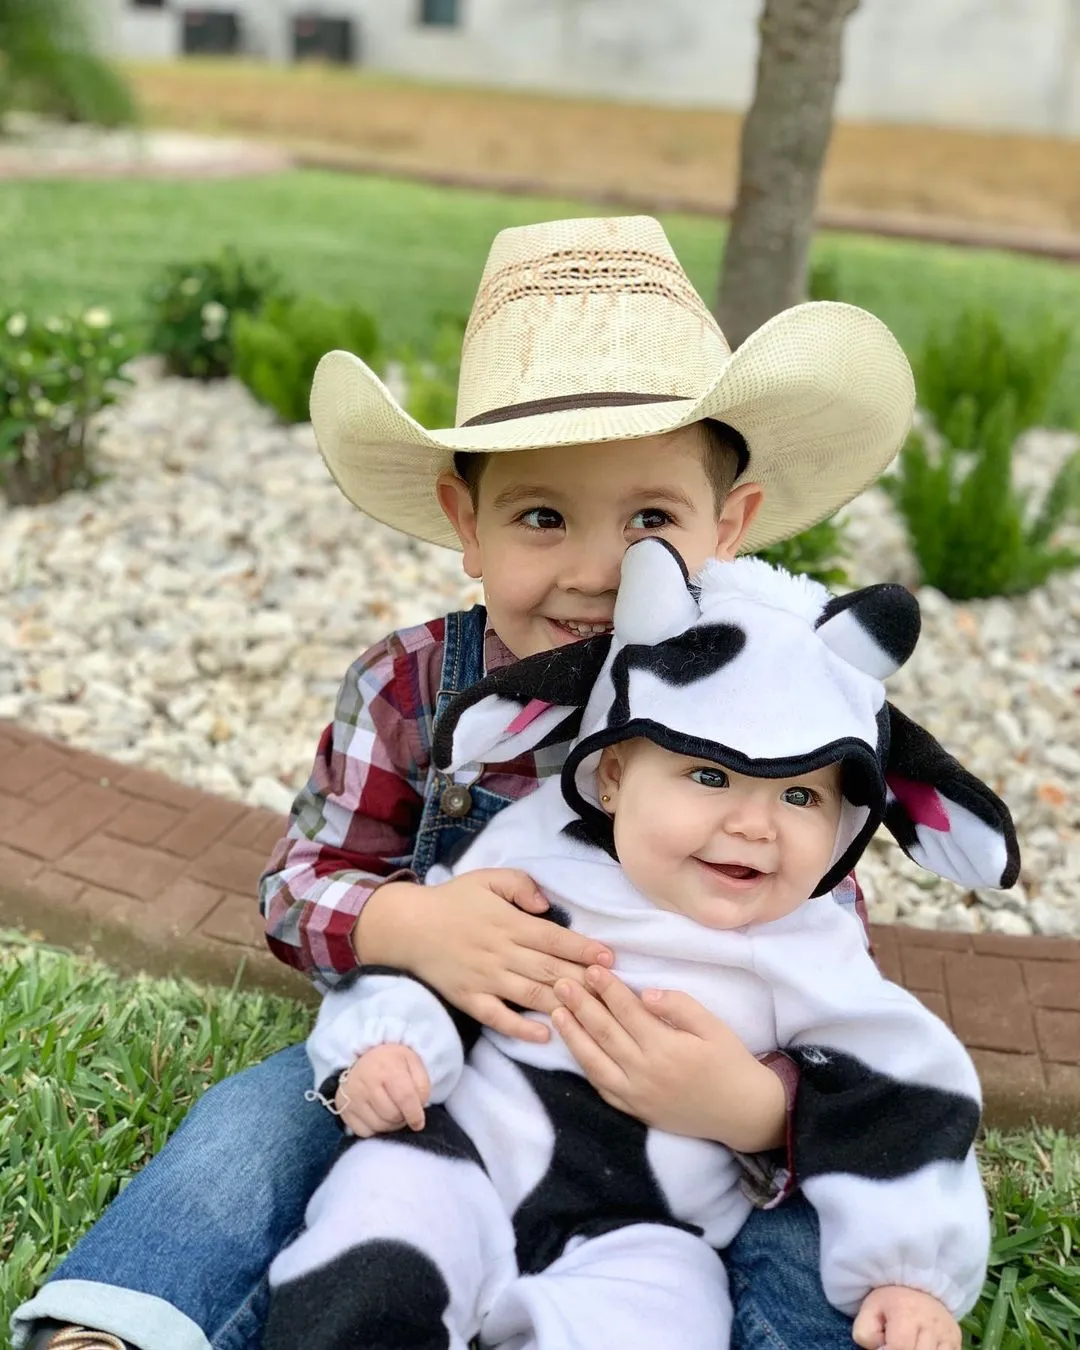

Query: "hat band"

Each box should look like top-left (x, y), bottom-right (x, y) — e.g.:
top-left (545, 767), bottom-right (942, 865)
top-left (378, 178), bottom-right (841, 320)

top-left (462, 391), bottom-right (689, 427)
top-left (461, 392), bottom-right (749, 478)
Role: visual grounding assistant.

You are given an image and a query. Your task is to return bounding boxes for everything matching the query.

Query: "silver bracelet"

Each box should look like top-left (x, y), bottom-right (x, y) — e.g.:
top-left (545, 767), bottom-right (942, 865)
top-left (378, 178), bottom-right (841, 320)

top-left (304, 1062), bottom-right (353, 1116)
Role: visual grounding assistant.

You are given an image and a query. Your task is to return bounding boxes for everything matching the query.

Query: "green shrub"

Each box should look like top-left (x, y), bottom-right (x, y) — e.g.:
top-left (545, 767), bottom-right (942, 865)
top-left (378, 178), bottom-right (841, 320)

top-left (401, 314), bottom-right (465, 428)
top-left (918, 308), bottom-right (1070, 445)
top-left (755, 516), bottom-right (850, 588)
top-left (886, 305), bottom-right (1080, 599)
top-left (0, 304), bottom-right (135, 505)
top-left (0, 0), bottom-right (136, 125)
top-left (886, 397), bottom-right (1080, 600)
top-left (807, 256), bottom-right (843, 303)
top-left (145, 249), bottom-right (284, 381)
top-left (233, 294), bottom-right (380, 424)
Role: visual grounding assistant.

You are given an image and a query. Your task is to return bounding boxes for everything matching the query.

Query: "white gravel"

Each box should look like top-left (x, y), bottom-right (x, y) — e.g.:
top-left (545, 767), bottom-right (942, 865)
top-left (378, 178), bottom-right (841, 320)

top-left (1, 360), bottom-right (1077, 937)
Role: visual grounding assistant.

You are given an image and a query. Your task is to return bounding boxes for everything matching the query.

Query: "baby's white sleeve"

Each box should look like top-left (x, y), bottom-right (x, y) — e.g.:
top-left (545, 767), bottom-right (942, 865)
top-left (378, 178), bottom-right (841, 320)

top-left (802, 1147), bottom-right (988, 1318)
top-left (752, 905), bottom-right (990, 1318)
top-left (306, 970), bottom-right (467, 1105)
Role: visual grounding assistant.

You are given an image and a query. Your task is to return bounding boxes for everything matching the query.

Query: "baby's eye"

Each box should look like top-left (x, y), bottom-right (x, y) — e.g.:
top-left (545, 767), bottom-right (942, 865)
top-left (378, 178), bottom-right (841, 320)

top-left (628, 507), bottom-right (675, 531)
top-left (690, 767), bottom-right (729, 789)
top-left (518, 507), bottom-right (565, 530)
top-left (782, 786), bottom-right (817, 808)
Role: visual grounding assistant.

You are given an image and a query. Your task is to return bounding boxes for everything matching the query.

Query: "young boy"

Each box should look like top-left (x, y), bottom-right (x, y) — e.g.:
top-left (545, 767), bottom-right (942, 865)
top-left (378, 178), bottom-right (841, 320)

top-left (15, 216), bottom-right (918, 1350)
top-left (265, 542), bottom-right (1019, 1350)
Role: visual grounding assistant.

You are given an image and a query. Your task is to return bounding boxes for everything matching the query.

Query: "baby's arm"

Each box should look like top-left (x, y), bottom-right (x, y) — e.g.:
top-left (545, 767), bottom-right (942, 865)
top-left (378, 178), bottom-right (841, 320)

top-left (754, 907), bottom-right (989, 1321)
top-left (307, 967), bottom-right (474, 1130)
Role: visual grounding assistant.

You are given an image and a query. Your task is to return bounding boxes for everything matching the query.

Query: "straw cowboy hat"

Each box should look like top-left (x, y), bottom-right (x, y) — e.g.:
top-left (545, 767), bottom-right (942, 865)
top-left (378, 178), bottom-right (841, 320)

top-left (309, 215), bottom-right (915, 553)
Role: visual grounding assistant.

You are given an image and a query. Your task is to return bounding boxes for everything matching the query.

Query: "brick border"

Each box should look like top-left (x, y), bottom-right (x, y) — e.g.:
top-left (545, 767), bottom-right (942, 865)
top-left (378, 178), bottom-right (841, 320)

top-left (0, 721), bottom-right (307, 1001)
top-left (1, 723), bottom-right (1077, 1125)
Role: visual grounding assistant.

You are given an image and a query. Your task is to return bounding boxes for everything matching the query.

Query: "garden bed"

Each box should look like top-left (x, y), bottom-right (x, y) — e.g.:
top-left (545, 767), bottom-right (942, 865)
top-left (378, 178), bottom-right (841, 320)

top-left (5, 173), bottom-right (1080, 425)
top-left (1, 360), bottom-right (1077, 940)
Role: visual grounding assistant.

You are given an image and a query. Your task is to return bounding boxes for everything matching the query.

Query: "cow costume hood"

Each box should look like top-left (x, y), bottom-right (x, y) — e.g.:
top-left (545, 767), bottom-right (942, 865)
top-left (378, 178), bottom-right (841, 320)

top-left (433, 539), bottom-right (1020, 897)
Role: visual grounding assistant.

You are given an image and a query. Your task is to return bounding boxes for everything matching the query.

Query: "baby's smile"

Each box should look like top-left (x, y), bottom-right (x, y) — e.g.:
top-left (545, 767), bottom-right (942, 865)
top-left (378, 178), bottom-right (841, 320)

top-left (693, 858), bottom-right (771, 890)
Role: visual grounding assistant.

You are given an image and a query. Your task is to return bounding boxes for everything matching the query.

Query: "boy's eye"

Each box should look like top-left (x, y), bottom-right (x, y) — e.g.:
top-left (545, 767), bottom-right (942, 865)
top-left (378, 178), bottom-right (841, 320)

top-left (782, 786), bottom-right (817, 808)
top-left (628, 508), bottom-right (675, 531)
top-left (689, 766), bottom-right (728, 789)
top-left (518, 507), bottom-right (564, 530)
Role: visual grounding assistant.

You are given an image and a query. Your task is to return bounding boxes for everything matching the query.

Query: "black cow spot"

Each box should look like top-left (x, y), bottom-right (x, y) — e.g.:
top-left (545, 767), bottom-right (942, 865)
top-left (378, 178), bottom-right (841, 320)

top-left (542, 901), bottom-right (573, 929)
top-left (337, 1104), bottom-right (486, 1170)
top-left (607, 624), bottom-right (746, 728)
top-left (883, 796), bottom-right (920, 852)
top-left (264, 1239), bottom-right (453, 1350)
top-left (562, 815), bottom-right (617, 860)
top-left (788, 1046), bottom-right (980, 1182)
top-left (503, 902), bottom-right (574, 1015)
top-left (511, 1063), bottom-right (704, 1274)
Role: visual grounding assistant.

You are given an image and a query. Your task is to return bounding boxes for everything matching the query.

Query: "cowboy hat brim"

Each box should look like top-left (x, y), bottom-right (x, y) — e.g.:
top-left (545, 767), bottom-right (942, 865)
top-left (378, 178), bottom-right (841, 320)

top-left (309, 301), bottom-right (915, 554)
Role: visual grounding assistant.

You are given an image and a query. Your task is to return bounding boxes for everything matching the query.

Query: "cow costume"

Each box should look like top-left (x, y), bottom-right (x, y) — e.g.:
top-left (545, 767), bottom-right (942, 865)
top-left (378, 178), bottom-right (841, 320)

top-left (265, 540), bottom-right (1020, 1350)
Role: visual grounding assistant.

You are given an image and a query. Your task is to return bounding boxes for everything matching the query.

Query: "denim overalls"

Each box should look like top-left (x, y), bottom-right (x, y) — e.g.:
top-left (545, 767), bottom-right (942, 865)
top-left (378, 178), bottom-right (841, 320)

top-left (411, 605), bottom-right (515, 880)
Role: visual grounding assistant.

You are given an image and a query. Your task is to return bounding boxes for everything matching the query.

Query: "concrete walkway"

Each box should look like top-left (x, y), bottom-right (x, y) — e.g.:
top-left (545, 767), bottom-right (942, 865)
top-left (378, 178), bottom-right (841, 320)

top-left (1, 720), bottom-right (1077, 1128)
top-left (0, 122), bottom-right (292, 180)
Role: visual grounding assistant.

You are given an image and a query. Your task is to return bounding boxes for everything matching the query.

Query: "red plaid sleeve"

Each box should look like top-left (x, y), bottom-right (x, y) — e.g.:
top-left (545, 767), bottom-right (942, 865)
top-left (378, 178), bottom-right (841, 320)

top-left (258, 619), bottom-right (445, 989)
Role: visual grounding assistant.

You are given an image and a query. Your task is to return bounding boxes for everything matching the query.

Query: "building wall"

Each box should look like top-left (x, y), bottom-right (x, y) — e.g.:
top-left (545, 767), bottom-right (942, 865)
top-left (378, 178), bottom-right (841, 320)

top-left (94, 0), bottom-right (1080, 137)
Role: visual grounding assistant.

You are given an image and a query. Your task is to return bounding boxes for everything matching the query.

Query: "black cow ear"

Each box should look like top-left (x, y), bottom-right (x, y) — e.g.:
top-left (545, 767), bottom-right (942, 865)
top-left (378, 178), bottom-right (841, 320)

top-left (433, 635), bottom-right (612, 771)
top-left (816, 584), bottom-right (920, 680)
top-left (883, 702), bottom-right (1021, 888)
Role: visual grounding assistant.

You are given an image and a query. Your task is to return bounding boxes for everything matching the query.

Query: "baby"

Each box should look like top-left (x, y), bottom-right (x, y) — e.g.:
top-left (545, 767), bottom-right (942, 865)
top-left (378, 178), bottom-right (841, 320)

top-left (266, 540), bottom-right (1019, 1350)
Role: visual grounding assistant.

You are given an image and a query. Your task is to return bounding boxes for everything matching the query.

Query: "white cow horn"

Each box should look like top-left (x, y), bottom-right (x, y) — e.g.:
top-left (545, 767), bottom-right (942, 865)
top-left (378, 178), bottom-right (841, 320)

top-left (614, 539), bottom-right (700, 645)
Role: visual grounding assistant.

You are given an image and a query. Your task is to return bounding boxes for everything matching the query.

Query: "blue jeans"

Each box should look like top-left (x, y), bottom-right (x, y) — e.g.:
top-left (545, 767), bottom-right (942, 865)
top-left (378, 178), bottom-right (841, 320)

top-left (12, 1044), bottom-right (854, 1350)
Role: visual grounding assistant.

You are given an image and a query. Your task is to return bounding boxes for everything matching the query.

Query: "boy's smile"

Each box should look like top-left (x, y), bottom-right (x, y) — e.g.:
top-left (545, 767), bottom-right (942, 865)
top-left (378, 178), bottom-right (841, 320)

top-left (437, 429), bottom-right (761, 659)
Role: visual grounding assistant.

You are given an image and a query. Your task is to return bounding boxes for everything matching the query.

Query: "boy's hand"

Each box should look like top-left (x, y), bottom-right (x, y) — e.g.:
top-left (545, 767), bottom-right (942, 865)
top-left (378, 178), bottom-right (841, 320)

top-left (335, 1044), bottom-right (431, 1138)
top-left (355, 874), bottom-right (614, 1043)
top-left (853, 1286), bottom-right (961, 1350)
top-left (552, 966), bottom-right (785, 1153)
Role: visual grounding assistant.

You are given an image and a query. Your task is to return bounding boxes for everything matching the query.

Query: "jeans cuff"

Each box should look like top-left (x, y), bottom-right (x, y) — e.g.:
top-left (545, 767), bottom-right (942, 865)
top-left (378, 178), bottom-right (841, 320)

top-left (10, 1280), bottom-right (211, 1350)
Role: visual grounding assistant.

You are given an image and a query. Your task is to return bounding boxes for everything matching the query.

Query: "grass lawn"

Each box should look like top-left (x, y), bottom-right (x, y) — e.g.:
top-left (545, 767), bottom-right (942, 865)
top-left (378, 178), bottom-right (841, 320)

top-left (3, 171), bottom-right (1080, 426)
top-left (2, 934), bottom-right (1078, 1348)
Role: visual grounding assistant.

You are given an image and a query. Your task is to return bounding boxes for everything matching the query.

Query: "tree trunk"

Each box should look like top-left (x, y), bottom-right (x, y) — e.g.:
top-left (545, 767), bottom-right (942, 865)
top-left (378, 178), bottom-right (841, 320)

top-left (716, 0), bottom-right (859, 348)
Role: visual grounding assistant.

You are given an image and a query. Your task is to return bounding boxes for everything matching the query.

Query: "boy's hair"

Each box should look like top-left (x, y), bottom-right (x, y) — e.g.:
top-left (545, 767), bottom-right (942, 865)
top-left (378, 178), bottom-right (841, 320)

top-left (452, 419), bottom-right (748, 514)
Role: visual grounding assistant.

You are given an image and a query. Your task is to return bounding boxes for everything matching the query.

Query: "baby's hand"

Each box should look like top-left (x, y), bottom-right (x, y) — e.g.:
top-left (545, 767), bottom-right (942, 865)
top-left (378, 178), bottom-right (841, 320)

top-left (552, 968), bottom-right (785, 1153)
top-left (335, 1044), bottom-right (431, 1138)
top-left (853, 1286), bottom-right (961, 1350)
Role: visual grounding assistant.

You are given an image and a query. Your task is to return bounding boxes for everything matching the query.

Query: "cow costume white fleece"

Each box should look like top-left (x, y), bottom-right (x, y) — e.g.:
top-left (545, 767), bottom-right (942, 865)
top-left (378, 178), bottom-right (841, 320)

top-left (265, 541), bottom-right (1020, 1350)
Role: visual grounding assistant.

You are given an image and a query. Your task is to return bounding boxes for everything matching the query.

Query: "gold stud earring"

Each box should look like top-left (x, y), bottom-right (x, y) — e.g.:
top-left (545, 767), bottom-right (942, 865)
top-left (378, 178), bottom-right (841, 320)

top-left (600, 794), bottom-right (611, 804)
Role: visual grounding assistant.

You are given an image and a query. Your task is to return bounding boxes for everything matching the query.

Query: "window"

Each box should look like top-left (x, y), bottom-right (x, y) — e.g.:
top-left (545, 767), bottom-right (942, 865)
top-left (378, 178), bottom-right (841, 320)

top-left (419, 0), bottom-right (459, 27)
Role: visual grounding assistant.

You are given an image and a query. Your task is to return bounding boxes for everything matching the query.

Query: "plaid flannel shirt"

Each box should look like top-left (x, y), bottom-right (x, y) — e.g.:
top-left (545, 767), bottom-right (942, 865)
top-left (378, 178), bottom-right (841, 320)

top-left (259, 612), bottom-right (869, 1206)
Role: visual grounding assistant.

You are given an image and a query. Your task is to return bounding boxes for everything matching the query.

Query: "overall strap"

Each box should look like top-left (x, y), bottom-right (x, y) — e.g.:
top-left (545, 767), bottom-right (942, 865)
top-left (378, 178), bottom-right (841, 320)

top-left (410, 606), bottom-right (495, 874)
top-left (436, 604), bottom-right (489, 722)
